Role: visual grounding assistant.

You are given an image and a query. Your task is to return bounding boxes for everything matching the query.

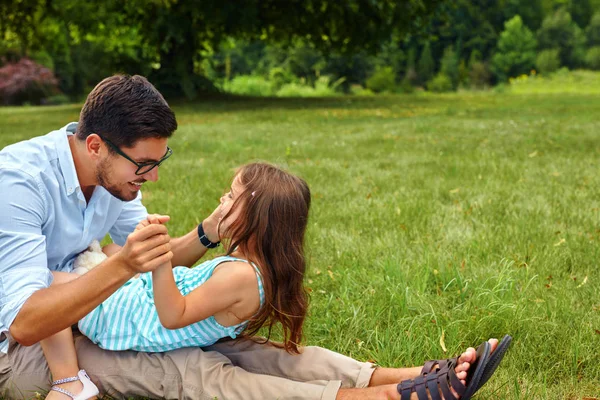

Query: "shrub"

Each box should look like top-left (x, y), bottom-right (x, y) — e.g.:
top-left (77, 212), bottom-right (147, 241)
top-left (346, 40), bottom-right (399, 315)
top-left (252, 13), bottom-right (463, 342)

top-left (507, 70), bottom-right (600, 95)
top-left (276, 76), bottom-right (340, 97)
top-left (403, 67), bottom-right (418, 86)
top-left (275, 82), bottom-right (318, 97)
top-left (427, 73), bottom-right (453, 93)
top-left (397, 78), bottom-right (415, 94)
top-left (536, 49), bottom-right (561, 74)
top-left (268, 67), bottom-right (296, 90)
top-left (313, 75), bottom-right (344, 96)
top-left (469, 62), bottom-right (492, 88)
top-left (349, 84), bottom-right (374, 96)
top-left (458, 60), bottom-right (469, 87)
top-left (222, 75), bottom-right (274, 96)
top-left (44, 94), bottom-right (71, 105)
top-left (366, 66), bottom-right (396, 93)
top-left (585, 46), bottom-right (600, 70)
top-left (0, 58), bottom-right (60, 105)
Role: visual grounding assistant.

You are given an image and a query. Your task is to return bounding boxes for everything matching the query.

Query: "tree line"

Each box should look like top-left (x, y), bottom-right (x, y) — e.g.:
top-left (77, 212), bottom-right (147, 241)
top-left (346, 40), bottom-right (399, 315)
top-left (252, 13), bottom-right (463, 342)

top-left (1, 0), bottom-right (599, 102)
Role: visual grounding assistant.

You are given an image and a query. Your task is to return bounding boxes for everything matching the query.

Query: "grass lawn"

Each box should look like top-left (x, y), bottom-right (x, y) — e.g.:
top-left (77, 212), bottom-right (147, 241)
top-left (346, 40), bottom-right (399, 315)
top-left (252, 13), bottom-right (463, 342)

top-left (1, 91), bottom-right (599, 399)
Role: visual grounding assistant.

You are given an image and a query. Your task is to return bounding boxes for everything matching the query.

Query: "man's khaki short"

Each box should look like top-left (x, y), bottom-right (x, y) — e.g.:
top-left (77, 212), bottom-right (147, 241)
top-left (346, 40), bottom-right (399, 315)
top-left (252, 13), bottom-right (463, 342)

top-left (0, 331), bottom-right (375, 400)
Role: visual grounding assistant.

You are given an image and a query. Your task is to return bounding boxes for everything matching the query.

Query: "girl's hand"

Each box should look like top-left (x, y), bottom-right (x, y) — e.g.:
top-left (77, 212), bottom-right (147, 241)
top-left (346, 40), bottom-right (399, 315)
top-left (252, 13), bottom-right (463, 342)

top-left (202, 205), bottom-right (222, 243)
top-left (136, 214), bottom-right (171, 230)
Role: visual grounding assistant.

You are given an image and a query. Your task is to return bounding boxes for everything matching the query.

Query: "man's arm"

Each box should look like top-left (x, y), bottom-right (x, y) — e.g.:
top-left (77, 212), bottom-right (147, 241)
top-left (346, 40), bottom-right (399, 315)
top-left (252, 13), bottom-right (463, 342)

top-left (11, 256), bottom-right (133, 345)
top-left (10, 223), bottom-right (173, 345)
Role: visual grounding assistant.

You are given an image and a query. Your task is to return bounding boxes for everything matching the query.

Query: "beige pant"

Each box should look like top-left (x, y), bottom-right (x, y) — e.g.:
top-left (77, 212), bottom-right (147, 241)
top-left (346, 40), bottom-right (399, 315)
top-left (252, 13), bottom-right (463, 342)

top-left (0, 331), bottom-right (375, 400)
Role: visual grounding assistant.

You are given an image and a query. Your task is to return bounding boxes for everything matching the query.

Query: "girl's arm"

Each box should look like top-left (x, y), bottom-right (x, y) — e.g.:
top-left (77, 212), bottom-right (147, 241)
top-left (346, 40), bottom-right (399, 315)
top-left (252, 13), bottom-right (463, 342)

top-left (142, 209), bottom-right (220, 268)
top-left (151, 261), bottom-right (257, 330)
top-left (168, 225), bottom-right (212, 268)
top-left (102, 243), bottom-right (122, 257)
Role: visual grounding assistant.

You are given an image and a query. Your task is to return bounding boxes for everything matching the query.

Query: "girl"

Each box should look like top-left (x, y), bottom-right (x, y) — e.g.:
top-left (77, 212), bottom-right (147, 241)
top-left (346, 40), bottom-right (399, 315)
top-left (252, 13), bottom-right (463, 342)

top-left (41, 162), bottom-right (311, 400)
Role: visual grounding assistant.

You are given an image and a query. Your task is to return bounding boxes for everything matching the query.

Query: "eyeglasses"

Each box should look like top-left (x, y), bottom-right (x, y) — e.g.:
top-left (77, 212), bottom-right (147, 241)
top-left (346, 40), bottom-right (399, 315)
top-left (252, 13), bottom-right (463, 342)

top-left (100, 136), bottom-right (173, 175)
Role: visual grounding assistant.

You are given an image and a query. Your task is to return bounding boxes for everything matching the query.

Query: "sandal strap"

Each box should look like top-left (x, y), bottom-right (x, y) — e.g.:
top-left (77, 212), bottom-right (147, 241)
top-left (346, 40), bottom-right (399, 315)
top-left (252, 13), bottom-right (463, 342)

top-left (411, 375), bottom-right (428, 400)
top-left (447, 360), bottom-right (467, 397)
top-left (421, 359), bottom-right (436, 374)
top-left (439, 375), bottom-right (456, 400)
top-left (51, 385), bottom-right (76, 399)
top-left (398, 365), bottom-right (463, 400)
top-left (421, 357), bottom-right (457, 375)
top-left (425, 372), bottom-right (443, 400)
top-left (52, 375), bottom-right (80, 386)
top-left (398, 379), bottom-right (414, 400)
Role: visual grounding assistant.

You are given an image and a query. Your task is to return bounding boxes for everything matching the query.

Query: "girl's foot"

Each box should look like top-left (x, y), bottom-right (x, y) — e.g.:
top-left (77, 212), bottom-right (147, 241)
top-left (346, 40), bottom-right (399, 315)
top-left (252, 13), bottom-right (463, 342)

top-left (46, 370), bottom-right (99, 400)
top-left (45, 380), bottom-right (84, 400)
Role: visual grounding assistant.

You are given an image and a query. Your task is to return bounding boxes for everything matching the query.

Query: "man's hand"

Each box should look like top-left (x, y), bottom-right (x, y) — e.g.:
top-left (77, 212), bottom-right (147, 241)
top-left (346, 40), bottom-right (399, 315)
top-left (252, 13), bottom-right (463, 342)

top-left (117, 218), bottom-right (173, 274)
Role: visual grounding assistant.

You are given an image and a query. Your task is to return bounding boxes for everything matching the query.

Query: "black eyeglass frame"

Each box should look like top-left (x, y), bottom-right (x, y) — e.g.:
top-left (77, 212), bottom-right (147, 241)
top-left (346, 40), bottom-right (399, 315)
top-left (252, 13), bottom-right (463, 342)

top-left (100, 136), bottom-right (173, 175)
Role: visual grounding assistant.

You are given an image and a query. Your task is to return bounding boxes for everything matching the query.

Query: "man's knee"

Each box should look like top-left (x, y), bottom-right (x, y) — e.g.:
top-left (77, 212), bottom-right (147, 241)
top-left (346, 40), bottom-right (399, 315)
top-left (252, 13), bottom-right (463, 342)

top-left (0, 350), bottom-right (13, 391)
top-left (2, 337), bottom-right (51, 395)
top-left (74, 334), bottom-right (221, 399)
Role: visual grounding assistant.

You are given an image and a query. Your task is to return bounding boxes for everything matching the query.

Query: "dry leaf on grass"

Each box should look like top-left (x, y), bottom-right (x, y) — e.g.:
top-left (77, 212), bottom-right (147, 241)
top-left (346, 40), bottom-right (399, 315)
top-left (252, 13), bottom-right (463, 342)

top-left (440, 330), bottom-right (447, 353)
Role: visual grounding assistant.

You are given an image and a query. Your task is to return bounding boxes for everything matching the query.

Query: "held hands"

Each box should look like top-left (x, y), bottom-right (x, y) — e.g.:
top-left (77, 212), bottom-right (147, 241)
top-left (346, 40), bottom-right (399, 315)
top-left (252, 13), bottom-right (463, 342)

top-left (118, 214), bottom-right (173, 275)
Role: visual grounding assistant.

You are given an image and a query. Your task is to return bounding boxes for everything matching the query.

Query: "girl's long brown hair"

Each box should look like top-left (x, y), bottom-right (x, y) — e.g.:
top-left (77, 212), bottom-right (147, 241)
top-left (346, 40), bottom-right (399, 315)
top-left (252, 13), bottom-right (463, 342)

top-left (221, 162), bottom-right (310, 354)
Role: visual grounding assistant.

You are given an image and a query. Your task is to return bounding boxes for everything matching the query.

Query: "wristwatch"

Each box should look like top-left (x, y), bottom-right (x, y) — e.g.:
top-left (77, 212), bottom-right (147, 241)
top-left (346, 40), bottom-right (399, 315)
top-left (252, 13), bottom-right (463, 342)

top-left (197, 222), bottom-right (220, 249)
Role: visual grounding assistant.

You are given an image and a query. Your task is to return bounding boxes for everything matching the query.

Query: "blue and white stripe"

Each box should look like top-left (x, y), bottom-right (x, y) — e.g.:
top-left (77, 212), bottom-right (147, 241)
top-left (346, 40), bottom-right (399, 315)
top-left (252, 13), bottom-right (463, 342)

top-left (79, 255), bottom-right (265, 352)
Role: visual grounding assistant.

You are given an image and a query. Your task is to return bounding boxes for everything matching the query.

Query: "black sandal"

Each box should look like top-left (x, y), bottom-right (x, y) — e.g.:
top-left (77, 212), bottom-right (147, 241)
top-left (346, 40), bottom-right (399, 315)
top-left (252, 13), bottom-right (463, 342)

top-left (475, 335), bottom-right (512, 391)
top-left (397, 341), bottom-right (491, 400)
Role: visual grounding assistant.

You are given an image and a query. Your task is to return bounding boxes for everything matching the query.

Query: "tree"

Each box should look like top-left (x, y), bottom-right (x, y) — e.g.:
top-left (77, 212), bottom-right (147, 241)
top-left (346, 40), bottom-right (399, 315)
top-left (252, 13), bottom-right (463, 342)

top-left (492, 15), bottom-right (537, 81)
top-left (540, 0), bottom-right (593, 28)
top-left (373, 39), bottom-right (406, 82)
top-left (537, 7), bottom-right (586, 68)
top-left (440, 46), bottom-right (459, 89)
top-left (502, 0), bottom-right (545, 31)
top-left (569, 0), bottom-right (593, 29)
top-left (0, 0), bottom-right (157, 97)
top-left (403, 46), bottom-right (418, 85)
top-left (427, 0), bottom-right (506, 67)
top-left (586, 12), bottom-right (600, 47)
top-left (1, 0), bottom-right (445, 98)
top-left (417, 42), bottom-right (435, 84)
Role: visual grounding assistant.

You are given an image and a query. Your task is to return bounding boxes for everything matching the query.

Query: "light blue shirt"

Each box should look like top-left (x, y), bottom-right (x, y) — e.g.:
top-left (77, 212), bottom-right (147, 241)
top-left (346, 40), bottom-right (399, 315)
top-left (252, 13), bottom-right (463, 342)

top-left (0, 122), bottom-right (148, 353)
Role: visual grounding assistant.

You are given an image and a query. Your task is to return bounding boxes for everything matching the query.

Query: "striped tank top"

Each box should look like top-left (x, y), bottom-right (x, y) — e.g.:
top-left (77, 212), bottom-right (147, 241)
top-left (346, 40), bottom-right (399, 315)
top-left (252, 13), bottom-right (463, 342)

top-left (78, 255), bottom-right (265, 352)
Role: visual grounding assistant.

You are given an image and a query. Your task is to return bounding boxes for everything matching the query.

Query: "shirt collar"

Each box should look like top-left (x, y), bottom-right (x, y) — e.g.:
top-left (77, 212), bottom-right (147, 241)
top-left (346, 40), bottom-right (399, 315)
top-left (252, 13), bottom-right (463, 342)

top-left (55, 122), bottom-right (81, 196)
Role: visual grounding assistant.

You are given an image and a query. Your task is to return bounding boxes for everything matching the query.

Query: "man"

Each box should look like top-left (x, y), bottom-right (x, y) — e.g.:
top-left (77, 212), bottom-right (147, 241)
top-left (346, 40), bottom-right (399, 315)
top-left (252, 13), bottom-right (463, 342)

top-left (0, 75), bottom-right (494, 400)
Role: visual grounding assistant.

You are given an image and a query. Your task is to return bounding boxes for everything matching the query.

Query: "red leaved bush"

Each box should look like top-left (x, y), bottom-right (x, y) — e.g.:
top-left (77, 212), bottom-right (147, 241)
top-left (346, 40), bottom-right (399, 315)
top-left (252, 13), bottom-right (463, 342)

top-left (0, 58), bottom-right (60, 105)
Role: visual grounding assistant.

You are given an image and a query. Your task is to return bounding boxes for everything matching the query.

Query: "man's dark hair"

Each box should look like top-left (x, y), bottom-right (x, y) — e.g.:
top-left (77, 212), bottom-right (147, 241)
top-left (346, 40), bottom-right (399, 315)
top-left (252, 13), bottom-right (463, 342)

top-left (76, 75), bottom-right (177, 148)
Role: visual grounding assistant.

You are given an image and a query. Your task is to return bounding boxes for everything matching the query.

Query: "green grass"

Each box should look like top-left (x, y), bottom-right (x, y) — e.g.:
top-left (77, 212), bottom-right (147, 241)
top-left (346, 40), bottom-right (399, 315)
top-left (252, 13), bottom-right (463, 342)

top-left (1, 92), bottom-right (599, 399)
